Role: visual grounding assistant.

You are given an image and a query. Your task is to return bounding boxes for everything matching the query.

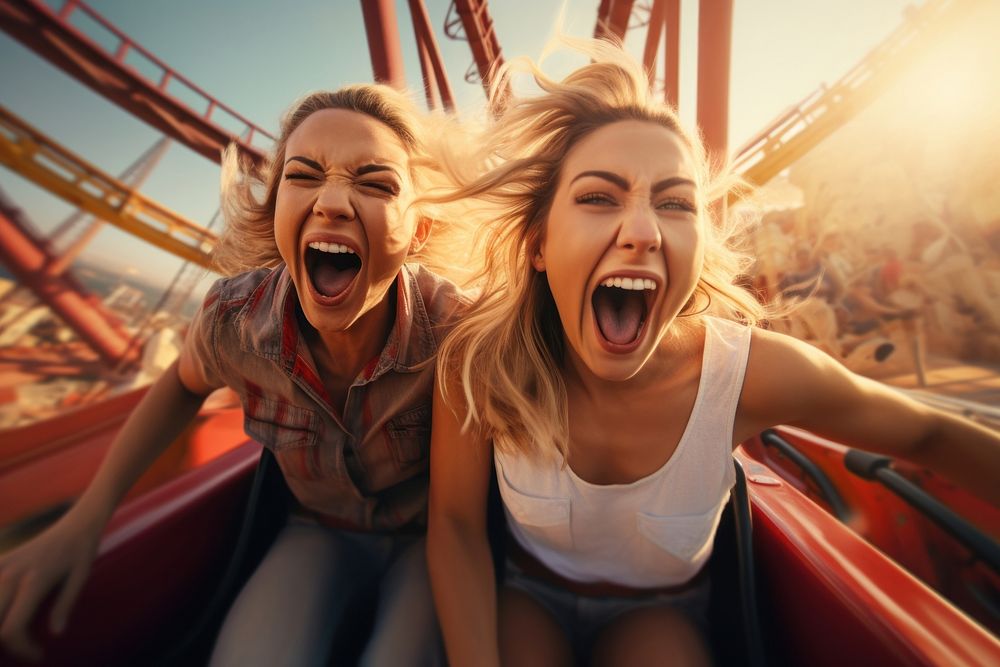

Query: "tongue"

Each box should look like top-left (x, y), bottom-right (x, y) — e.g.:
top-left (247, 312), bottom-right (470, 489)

top-left (594, 288), bottom-right (644, 345)
top-left (312, 262), bottom-right (357, 297)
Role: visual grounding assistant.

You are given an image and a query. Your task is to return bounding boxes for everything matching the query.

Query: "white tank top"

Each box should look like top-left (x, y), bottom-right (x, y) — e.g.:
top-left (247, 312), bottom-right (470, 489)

top-left (494, 317), bottom-right (752, 587)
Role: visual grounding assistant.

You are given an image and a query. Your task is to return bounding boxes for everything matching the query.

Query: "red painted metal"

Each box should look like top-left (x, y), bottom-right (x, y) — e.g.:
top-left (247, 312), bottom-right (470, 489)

top-left (6, 419), bottom-right (997, 664)
top-left (640, 0), bottom-right (679, 107)
top-left (11, 443), bottom-right (260, 666)
top-left (0, 386), bottom-right (245, 527)
top-left (0, 200), bottom-right (136, 367)
top-left (0, 0), bottom-right (272, 166)
top-left (696, 0), bottom-right (732, 160)
top-left (450, 0), bottom-right (508, 103)
top-left (738, 447), bottom-right (1000, 665)
top-left (408, 0), bottom-right (456, 111)
top-left (594, 0), bottom-right (636, 42)
top-left (641, 0), bottom-right (666, 85)
top-left (742, 426), bottom-right (1000, 636)
top-left (595, 0), bottom-right (612, 36)
top-left (663, 0), bottom-right (679, 108)
top-left (360, 0), bottom-right (407, 89)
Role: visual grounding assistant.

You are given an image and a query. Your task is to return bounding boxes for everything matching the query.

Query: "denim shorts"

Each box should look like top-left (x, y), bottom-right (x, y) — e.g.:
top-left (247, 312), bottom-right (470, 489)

top-left (503, 558), bottom-right (711, 658)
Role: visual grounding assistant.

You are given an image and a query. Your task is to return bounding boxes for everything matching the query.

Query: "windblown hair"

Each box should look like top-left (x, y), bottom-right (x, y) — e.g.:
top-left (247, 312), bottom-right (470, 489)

top-left (432, 38), bottom-right (766, 459)
top-left (212, 85), bottom-right (468, 280)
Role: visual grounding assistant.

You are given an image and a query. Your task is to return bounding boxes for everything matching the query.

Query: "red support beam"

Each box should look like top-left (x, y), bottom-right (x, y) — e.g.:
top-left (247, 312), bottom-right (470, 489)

top-left (408, 0), bottom-right (456, 111)
top-left (663, 0), bottom-right (680, 108)
top-left (451, 0), bottom-right (508, 103)
top-left (0, 0), bottom-right (272, 166)
top-left (696, 0), bottom-right (733, 161)
top-left (360, 0), bottom-right (407, 89)
top-left (0, 198), bottom-right (137, 367)
top-left (595, 0), bottom-right (636, 43)
top-left (640, 0), bottom-right (680, 108)
top-left (642, 0), bottom-right (667, 85)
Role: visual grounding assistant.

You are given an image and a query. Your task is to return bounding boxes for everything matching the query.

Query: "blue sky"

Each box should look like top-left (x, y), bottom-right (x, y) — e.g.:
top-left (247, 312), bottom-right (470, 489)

top-left (0, 0), bottom-right (916, 292)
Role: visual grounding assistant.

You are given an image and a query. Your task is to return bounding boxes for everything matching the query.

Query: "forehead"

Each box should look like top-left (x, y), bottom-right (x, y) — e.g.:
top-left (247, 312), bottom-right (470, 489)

top-left (285, 108), bottom-right (409, 166)
top-left (563, 120), bottom-right (696, 183)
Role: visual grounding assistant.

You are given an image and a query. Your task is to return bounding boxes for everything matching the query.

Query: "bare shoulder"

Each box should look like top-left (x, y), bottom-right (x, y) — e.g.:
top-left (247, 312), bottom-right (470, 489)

top-left (736, 327), bottom-right (865, 441)
top-left (744, 326), bottom-right (839, 391)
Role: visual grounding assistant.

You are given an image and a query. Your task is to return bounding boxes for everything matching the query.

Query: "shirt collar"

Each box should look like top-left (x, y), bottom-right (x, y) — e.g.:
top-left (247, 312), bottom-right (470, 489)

top-left (239, 263), bottom-right (437, 382)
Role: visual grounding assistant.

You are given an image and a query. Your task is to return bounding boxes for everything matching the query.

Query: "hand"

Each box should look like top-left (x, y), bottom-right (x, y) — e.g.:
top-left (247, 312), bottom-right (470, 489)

top-left (0, 511), bottom-right (103, 662)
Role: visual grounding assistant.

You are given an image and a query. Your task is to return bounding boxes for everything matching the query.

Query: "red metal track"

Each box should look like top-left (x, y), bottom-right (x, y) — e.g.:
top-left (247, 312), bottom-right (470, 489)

top-left (408, 0), bottom-right (456, 111)
top-left (594, 0), bottom-right (636, 42)
top-left (361, 0), bottom-right (407, 89)
top-left (450, 0), bottom-right (508, 103)
top-left (695, 0), bottom-right (733, 160)
top-left (0, 0), bottom-right (273, 166)
top-left (641, 0), bottom-right (680, 108)
top-left (0, 194), bottom-right (136, 367)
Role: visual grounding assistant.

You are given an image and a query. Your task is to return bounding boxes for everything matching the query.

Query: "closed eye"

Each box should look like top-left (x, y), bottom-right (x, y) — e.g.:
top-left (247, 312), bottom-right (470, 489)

top-left (576, 192), bottom-right (616, 206)
top-left (284, 171), bottom-right (318, 181)
top-left (360, 181), bottom-right (399, 196)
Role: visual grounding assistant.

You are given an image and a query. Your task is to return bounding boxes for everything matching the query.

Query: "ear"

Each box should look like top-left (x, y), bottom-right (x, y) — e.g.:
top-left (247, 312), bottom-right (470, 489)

top-left (410, 216), bottom-right (432, 253)
top-left (529, 231), bottom-right (547, 272)
top-left (531, 247), bottom-right (546, 272)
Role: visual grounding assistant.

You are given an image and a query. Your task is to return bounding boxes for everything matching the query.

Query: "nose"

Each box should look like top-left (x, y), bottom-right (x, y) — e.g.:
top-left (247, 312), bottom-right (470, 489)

top-left (312, 180), bottom-right (356, 222)
top-left (616, 204), bottom-right (661, 254)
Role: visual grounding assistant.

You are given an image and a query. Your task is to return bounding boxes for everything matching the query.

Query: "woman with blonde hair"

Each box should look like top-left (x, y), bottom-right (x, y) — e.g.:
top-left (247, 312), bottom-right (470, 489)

top-left (0, 84), bottom-right (469, 666)
top-left (426, 40), bottom-right (1000, 666)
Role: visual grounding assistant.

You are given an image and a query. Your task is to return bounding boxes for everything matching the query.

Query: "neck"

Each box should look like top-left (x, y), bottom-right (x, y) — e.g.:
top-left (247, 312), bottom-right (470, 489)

top-left (303, 283), bottom-right (398, 386)
top-left (563, 323), bottom-right (701, 405)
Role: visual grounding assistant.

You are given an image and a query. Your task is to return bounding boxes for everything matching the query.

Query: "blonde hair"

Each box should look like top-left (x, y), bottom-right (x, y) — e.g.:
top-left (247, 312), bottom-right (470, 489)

top-left (433, 39), bottom-right (766, 459)
top-left (212, 85), bottom-right (467, 280)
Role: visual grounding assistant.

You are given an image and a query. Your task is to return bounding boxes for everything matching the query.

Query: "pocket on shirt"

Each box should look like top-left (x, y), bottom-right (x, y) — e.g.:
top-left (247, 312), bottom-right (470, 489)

top-left (498, 469), bottom-right (573, 549)
top-left (636, 504), bottom-right (721, 562)
top-left (243, 399), bottom-right (319, 451)
top-left (385, 404), bottom-right (431, 468)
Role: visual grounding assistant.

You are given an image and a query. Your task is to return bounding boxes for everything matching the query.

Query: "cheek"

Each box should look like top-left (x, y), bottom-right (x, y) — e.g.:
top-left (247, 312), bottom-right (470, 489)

top-left (361, 202), bottom-right (415, 261)
top-left (666, 228), bottom-right (704, 285)
top-left (272, 195), bottom-right (297, 257)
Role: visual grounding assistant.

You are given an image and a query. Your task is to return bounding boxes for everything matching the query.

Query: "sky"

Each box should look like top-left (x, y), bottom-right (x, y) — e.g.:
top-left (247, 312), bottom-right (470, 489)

top-left (0, 0), bottom-right (919, 294)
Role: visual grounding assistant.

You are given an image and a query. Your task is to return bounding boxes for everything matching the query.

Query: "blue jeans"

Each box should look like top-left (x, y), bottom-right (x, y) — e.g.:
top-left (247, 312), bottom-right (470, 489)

top-left (209, 515), bottom-right (441, 667)
top-left (503, 558), bottom-right (711, 659)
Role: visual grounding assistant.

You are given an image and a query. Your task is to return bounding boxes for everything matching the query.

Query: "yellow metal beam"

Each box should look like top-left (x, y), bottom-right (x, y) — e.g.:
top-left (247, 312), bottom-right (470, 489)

top-left (0, 105), bottom-right (216, 269)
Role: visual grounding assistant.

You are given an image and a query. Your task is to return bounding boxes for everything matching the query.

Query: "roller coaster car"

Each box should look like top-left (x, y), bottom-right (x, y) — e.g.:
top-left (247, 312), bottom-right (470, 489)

top-left (1, 399), bottom-right (999, 666)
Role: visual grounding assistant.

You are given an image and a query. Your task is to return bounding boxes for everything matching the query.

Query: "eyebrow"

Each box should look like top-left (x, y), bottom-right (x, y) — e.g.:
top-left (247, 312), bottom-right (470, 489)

top-left (283, 157), bottom-right (401, 180)
top-left (284, 156), bottom-right (322, 171)
top-left (651, 176), bottom-right (696, 194)
top-left (571, 170), bottom-right (628, 190)
top-left (571, 170), bottom-right (696, 194)
top-left (355, 163), bottom-right (401, 179)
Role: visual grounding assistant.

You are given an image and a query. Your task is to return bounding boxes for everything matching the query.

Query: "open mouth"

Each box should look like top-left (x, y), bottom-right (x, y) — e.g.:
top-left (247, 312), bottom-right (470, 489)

top-left (591, 276), bottom-right (657, 348)
top-left (305, 241), bottom-right (362, 299)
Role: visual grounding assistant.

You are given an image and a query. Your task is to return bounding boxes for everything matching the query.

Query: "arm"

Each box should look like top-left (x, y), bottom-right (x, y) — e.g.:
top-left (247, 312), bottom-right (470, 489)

top-left (736, 328), bottom-right (1000, 506)
top-left (0, 351), bottom-right (218, 661)
top-left (426, 380), bottom-right (499, 667)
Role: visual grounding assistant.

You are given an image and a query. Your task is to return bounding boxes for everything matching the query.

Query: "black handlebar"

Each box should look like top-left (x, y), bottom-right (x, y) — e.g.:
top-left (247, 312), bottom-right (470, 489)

top-left (843, 448), bottom-right (1000, 575)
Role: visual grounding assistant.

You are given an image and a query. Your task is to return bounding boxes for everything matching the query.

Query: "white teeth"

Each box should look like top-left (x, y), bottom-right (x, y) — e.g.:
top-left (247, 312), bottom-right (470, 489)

top-left (600, 276), bottom-right (657, 291)
top-left (307, 241), bottom-right (356, 254)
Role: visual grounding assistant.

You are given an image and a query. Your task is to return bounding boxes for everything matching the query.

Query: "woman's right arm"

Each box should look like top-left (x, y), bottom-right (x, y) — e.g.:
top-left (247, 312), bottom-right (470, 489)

top-left (426, 380), bottom-right (499, 667)
top-left (0, 352), bottom-right (217, 661)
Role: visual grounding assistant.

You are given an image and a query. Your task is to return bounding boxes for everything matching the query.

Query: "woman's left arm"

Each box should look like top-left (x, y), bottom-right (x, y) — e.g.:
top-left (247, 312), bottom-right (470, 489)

top-left (736, 328), bottom-right (1000, 506)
